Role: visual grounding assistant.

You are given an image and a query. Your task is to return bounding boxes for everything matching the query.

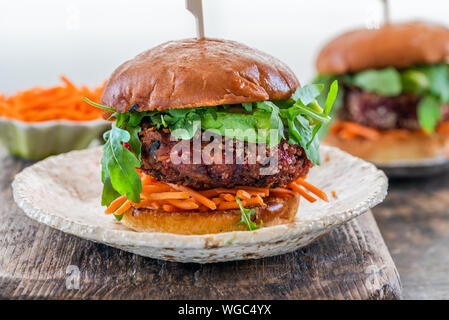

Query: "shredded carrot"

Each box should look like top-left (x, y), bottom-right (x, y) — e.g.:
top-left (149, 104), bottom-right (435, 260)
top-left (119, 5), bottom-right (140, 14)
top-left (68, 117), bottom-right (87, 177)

top-left (437, 122), bottom-right (449, 133)
top-left (331, 191), bottom-right (337, 199)
top-left (142, 184), bottom-right (171, 194)
top-left (133, 199), bottom-right (158, 208)
top-left (287, 182), bottom-right (317, 203)
top-left (167, 199), bottom-right (199, 210)
top-left (0, 76), bottom-right (105, 122)
top-left (236, 189), bottom-right (251, 200)
top-left (219, 193), bottom-right (236, 202)
top-left (114, 200), bottom-right (133, 216)
top-left (105, 172), bottom-right (329, 215)
top-left (269, 187), bottom-right (296, 195)
top-left (142, 192), bottom-right (190, 201)
top-left (269, 188), bottom-right (296, 198)
top-left (167, 183), bottom-right (217, 210)
top-left (236, 186), bottom-right (270, 197)
top-left (200, 187), bottom-right (269, 198)
top-left (218, 197), bottom-right (265, 211)
top-left (141, 175), bottom-right (155, 186)
top-left (105, 195), bottom-right (127, 214)
top-left (331, 121), bottom-right (449, 140)
top-left (150, 201), bottom-right (161, 209)
top-left (295, 178), bottom-right (328, 202)
top-left (162, 204), bottom-right (177, 212)
top-left (331, 121), bottom-right (380, 141)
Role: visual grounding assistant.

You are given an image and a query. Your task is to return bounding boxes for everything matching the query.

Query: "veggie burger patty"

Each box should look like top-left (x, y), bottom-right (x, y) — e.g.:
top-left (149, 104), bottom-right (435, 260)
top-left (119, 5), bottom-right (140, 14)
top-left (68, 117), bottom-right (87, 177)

top-left (139, 121), bottom-right (312, 189)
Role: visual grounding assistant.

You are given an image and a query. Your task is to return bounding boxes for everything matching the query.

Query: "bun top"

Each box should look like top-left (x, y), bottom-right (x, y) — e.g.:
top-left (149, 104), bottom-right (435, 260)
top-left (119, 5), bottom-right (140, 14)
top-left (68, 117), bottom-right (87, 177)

top-left (101, 38), bottom-right (299, 113)
top-left (316, 21), bottom-right (449, 75)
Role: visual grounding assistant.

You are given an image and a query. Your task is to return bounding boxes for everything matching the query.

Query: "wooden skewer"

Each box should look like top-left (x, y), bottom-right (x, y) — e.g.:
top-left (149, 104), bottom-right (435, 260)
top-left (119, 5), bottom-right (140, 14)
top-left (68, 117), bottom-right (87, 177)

top-left (186, 0), bottom-right (205, 39)
top-left (382, 0), bottom-right (390, 25)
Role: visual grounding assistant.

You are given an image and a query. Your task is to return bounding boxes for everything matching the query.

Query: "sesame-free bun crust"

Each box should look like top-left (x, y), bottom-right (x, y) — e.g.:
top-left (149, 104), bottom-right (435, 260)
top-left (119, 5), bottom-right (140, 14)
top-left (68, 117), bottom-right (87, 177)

top-left (324, 129), bottom-right (449, 164)
top-left (316, 21), bottom-right (449, 75)
top-left (120, 195), bottom-right (300, 235)
top-left (101, 38), bottom-right (300, 113)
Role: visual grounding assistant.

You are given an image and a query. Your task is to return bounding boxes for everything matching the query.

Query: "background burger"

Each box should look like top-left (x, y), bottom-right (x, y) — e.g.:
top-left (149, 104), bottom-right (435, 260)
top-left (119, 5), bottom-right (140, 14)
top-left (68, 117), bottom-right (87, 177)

top-left (85, 38), bottom-right (337, 235)
top-left (314, 21), bottom-right (449, 164)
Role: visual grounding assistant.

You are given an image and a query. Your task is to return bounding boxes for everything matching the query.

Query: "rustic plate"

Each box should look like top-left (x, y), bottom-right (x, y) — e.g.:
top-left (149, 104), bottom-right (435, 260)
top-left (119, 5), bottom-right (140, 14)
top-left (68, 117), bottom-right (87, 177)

top-left (12, 146), bottom-right (388, 263)
top-left (375, 157), bottom-right (449, 178)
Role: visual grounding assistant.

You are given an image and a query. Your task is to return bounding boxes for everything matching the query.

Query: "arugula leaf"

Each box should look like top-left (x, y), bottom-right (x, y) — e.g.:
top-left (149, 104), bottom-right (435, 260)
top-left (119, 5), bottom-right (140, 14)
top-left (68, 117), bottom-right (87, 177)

top-left (287, 109), bottom-right (321, 165)
top-left (352, 68), bottom-right (402, 96)
top-left (420, 64), bottom-right (449, 103)
top-left (292, 84), bottom-right (323, 106)
top-left (124, 125), bottom-right (142, 160)
top-left (255, 101), bottom-right (285, 147)
top-left (283, 82), bottom-right (337, 164)
top-left (417, 95), bottom-right (441, 134)
top-left (401, 69), bottom-right (430, 95)
top-left (101, 172), bottom-right (120, 207)
top-left (324, 80), bottom-right (339, 116)
top-left (82, 97), bottom-right (116, 112)
top-left (242, 102), bottom-right (253, 112)
top-left (101, 126), bottom-right (142, 205)
top-left (236, 196), bottom-right (262, 231)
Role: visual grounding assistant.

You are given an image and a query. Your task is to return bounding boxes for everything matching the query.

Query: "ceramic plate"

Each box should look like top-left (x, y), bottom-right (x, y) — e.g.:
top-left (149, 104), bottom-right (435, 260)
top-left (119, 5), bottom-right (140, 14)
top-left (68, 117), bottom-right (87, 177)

top-left (376, 157), bottom-right (449, 178)
top-left (12, 146), bottom-right (388, 263)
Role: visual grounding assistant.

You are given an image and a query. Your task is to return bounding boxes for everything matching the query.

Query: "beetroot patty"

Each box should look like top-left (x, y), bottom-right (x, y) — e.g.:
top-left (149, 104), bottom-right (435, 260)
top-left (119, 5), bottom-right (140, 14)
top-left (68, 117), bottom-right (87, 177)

top-left (139, 123), bottom-right (312, 189)
top-left (340, 86), bottom-right (449, 130)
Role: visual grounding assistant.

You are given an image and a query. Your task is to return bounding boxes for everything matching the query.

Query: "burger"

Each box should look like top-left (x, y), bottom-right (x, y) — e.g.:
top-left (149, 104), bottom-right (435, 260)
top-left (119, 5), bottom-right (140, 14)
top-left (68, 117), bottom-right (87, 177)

top-left (314, 21), bottom-right (449, 163)
top-left (85, 38), bottom-right (337, 235)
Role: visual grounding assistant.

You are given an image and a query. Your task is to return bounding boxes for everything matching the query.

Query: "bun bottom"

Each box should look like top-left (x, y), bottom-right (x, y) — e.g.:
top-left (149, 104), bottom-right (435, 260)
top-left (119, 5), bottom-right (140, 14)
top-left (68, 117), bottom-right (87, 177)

top-left (120, 195), bottom-right (300, 235)
top-left (324, 130), bottom-right (449, 164)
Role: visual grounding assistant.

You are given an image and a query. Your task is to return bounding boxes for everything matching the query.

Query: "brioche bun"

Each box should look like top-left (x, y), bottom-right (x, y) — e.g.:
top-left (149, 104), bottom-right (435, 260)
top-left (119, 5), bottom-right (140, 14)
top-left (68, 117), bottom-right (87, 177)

top-left (120, 195), bottom-right (300, 235)
top-left (324, 129), bottom-right (449, 164)
top-left (316, 21), bottom-right (449, 74)
top-left (101, 38), bottom-right (299, 114)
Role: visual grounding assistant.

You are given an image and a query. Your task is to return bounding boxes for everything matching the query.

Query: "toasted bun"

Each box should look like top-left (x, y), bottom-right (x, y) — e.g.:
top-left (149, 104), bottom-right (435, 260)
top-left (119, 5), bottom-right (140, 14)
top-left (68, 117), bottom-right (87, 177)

top-left (120, 195), bottom-right (299, 235)
top-left (316, 21), bottom-right (449, 74)
top-left (324, 130), bottom-right (449, 164)
top-left (101, 38), bottom-right (299, 114)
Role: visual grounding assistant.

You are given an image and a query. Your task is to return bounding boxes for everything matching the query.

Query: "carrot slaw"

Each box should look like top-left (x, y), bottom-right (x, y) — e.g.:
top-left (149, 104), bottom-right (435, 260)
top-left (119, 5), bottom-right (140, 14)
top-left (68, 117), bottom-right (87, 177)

top-left (105, 172), bottom-right (329, 215)
top-left (0, 76), bottom-right (105, 122)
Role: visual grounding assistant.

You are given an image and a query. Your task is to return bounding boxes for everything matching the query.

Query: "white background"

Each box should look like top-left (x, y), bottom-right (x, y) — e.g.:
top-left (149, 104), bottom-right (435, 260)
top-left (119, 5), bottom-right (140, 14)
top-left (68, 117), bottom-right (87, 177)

top-left (0, 0), bottom-right (448, 94)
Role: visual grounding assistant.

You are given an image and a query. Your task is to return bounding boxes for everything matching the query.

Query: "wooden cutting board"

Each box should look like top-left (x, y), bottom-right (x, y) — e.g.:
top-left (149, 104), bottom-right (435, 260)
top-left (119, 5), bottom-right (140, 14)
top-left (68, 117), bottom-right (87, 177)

top-left (0, 149), bottom-right (401, 300)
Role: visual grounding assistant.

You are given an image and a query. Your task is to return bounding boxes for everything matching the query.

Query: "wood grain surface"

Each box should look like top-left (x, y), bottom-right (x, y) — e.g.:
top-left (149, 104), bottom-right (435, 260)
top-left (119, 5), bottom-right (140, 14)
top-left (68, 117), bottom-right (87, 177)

top-left (374, 171), bottom-right (449, 299)
top-left (0, 149), bottom-right (401, 300)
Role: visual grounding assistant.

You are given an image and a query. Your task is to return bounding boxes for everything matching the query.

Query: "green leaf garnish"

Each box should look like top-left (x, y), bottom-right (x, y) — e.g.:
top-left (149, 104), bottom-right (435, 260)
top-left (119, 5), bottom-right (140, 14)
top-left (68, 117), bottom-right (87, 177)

top-left (417, 95), bottom-right (441, 134)
top-left (242, 102), bottom-right (253, 112)
top-left (401, 70), bottom-right (430, 94)
top-left (82, 97), bottom-right (116, 112)
top-left (236, 196), bottom-right (262, 231)
top-left (324, 80), bottom-right (338, 116)
top-left (292, 84), bottom-right (323, 105)
top-left (352, 68), bottom-right (402, 96)
top-left (423, 64), bottom-right (449, 103)
top-left (101, 126), bottom-right (142, 205)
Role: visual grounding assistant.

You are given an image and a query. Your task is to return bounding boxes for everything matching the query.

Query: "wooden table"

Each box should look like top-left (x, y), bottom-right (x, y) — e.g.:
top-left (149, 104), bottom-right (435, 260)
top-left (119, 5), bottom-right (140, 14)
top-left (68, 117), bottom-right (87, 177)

top-left (0, 148), bottom-right (403, 300)
top-left (374, 172), bottom-right (449, 299)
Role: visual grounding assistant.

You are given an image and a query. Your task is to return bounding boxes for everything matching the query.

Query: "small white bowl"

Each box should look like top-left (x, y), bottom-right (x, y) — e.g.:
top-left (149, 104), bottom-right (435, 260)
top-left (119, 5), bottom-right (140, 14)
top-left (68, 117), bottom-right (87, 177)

top-left (0, 117), bottom-right (110, 160)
